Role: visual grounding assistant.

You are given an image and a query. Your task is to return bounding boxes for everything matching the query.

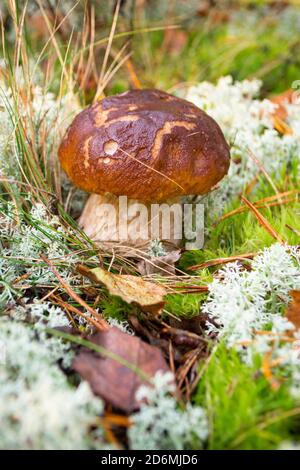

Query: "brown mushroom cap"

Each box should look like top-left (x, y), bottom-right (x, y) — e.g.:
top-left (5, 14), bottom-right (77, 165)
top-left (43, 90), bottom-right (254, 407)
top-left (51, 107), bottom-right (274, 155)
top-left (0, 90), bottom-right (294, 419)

top-left (58, 89), bottom-right (230, 202)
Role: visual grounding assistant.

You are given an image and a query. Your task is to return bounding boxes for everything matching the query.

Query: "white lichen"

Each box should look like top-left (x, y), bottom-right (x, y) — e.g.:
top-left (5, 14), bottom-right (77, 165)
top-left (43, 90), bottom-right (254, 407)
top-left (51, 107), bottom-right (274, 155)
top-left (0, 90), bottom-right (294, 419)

top-left (0, 318), bottom-right (104, 450)
top-left (184, 76), bottom-right (300, 220)
top-left (203, 244), bottom-right (300, 347)
top-left (129, 371), bottom-right (208, 450)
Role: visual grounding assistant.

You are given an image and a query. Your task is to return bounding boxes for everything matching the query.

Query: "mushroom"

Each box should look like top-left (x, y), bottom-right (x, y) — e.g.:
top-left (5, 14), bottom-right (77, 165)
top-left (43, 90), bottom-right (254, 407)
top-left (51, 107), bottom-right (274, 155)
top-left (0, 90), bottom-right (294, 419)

top-left (58, 89), bottom-right (230, 253)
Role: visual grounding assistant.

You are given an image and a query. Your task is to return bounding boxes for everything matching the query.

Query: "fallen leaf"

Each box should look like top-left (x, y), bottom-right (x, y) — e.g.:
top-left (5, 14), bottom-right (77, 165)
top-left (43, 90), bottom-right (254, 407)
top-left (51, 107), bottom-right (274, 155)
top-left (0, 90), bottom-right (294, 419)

top-left (128, 314), bottom-right (184, 363)
top-left (269, 89), bottom-right (294, 121)
top-left (137, 250), bottom-right (181, 276)
top-left (78, 265), bottom-right (167, 315)
top-left (72, 327), bottom-right (170, 412)
top-left (272, 116), bottom-right (293, 136)
top-left (285, 290), bottom-right (300, 329)
top-left (269, 89), bottom-right (294, 135)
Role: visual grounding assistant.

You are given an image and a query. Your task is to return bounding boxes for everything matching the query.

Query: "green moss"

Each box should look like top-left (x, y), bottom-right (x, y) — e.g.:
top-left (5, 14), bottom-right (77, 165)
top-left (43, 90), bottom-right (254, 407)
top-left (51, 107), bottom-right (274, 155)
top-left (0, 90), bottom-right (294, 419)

top-left (164, 293), bottom-right (206, 319)
top-left (207, 203), bottom-right (300, 257)
top-left (98, 295), bottom-right (133, 322)
top-left (194, 343), bottom-right (300, 450)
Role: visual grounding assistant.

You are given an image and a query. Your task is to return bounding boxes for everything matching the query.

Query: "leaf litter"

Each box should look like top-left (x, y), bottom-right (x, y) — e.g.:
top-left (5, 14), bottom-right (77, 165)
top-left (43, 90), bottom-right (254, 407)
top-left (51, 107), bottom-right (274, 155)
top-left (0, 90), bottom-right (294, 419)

top-left (72, 326), bottom-right (170, 412)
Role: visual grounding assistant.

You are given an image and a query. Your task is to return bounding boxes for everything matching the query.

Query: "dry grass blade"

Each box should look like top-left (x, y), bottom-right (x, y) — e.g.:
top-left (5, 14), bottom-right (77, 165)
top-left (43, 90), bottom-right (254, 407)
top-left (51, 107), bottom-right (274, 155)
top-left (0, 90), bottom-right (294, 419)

top-left (125, 57), bottom-right (142, 89)
top-left (95, 0), bottom-right (121, 101)
top-left (50, 294), bottom-right (103, 331)
top-left (250, 190), bottom-right (298, 205)
top-left (7, 0), bottom-right (26, 72)
top-left (188, 252), bottom-right (256, 271)
top-left (73, 25), bottom-right (179, 62)
top-left (248, 149), bottom-right (279, 195)
top-left (173, 286), bottom-right (209, 294)
top-left (244, 174), bottom-right (259, 195)
top-left (0, 176), bottom-right (54, 197)
top-left (100, 41), bottom-right (130, 87)
top-left (30, 0), bottom-right (80, 87)
top-left (120, 148), bottom-right (184, 191)
top-left (102, 412), bottom-right (131, 427)
top-left (217, 190), bottom-right (299, 224)
top-left (101, 421), bottom-right (122, 449)
top-left (95, 50), bottom-right (132, 99)
top-left (78, 5), bottom-right (96, 92)
top-left (241, 196), bottom-right (285, 243)
top-left (40, 254), bottom-right (109, 330)
top-left (262, 351), bottom-right (281, 391)
top-left (36, 0), bottom-right (70, 82)
top-left (286, 224), bottom-right (300, 238)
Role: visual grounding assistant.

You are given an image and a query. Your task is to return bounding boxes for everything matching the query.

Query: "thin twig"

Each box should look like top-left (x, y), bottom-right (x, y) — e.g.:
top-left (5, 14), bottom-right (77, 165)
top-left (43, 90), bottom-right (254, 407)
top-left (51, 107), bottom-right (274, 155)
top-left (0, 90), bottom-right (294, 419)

top-left (40, 254), bottom-right (109, 330)
top-left (241, 196), bottom-right (284, 244)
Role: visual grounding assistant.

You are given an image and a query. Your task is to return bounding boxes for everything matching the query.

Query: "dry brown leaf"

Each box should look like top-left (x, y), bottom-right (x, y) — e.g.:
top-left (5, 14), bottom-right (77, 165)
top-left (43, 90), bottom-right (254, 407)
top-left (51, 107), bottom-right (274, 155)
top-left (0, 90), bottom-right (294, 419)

top-left (285, 290), bottom-right (300, 329)
top-left (269, 89), bottom-right (294, 121)
top-left (269, 89), bottom-right (294, 135)
top-left (72, 327), bottom-right (170, 412)
top-left (272, 116), bottom-right (293, 136)
top-left (136, 250), bottom-right (181, 276)
top-left (78, 265), bottom-right (167, 315)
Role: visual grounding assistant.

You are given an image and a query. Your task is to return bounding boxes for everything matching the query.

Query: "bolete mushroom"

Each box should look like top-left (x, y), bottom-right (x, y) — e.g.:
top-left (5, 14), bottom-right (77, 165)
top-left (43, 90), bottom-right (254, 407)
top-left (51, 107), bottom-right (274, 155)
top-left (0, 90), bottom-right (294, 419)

top-left (58, 89), bottom-right (230, 253)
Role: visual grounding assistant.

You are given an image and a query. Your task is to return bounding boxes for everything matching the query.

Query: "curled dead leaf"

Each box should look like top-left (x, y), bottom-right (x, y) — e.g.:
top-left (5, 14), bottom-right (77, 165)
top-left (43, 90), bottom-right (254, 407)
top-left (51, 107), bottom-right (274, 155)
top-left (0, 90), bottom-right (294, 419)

top-left (78, 265), bottom-right (167, 315)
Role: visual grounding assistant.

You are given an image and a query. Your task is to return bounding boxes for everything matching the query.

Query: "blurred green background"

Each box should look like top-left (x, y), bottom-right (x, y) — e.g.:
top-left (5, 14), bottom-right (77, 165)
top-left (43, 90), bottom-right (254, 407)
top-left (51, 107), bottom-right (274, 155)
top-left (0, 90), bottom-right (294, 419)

top-left (1, 0), bottom-right (300, 100)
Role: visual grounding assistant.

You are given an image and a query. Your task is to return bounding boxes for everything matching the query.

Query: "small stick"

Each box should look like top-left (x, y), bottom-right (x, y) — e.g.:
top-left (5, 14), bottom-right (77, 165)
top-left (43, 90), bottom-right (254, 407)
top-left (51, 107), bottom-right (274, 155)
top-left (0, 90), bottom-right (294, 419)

top-left (50, 294), bottom-right (102, 331)
top-left (217, 189), bottom-right (299, 224)
top-left (188, 252), bottom-right (256, 271)
top-left (286, 224), bottom-right (300, 238)
top-left (248, 149), bottom-right (280, 196)
top-left (40, 254), bottom-right (109, 330)
top-left (103, 412), bottom-right (131, 427)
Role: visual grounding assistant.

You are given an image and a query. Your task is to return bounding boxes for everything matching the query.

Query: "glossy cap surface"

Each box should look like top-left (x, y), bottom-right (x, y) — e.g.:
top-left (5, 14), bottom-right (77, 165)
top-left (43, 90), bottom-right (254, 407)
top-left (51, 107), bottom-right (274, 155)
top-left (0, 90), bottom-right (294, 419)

top-left (58, 89), bottom-right (230, 201)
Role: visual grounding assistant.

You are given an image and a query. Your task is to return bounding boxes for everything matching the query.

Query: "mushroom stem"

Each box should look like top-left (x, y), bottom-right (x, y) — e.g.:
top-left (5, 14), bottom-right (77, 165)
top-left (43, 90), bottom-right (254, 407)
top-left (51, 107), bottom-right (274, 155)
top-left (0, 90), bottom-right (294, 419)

top-left (78, 193), bottom-right (182, 255)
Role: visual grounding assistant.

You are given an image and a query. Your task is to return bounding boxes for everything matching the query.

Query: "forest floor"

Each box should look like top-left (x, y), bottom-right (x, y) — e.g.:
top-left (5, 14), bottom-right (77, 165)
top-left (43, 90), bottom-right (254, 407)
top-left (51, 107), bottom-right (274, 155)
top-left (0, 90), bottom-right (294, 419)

top-left (1, 1), bottom-right (300, 450)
